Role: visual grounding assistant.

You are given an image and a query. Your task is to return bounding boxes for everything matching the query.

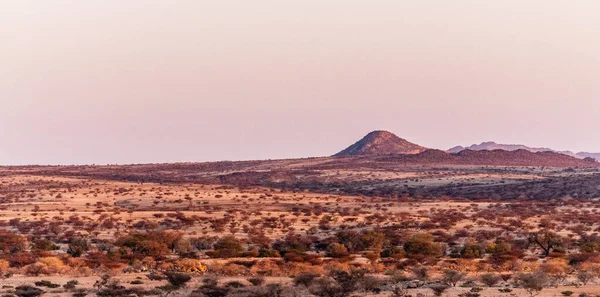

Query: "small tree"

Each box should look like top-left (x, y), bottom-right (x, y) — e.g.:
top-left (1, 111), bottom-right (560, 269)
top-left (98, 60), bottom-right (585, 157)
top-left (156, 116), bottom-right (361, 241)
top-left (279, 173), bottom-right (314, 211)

top-left (528, 230), bottom-right (562, 257)
top-left (577, 270), bottom-right (595, 286)
top-left (411, 265), bottom-right (429, 281)
top-left (67, 237), bottom-right (90, 257)
top-left (443, 269), bottom-right (466, 287)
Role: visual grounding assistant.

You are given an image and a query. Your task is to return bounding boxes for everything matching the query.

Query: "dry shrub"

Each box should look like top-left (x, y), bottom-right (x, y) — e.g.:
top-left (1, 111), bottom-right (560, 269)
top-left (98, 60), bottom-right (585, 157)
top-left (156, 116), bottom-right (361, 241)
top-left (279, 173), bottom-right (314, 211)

top-left (0, 259), bottom-right (9, 275)
top-left (209, 262), bottom-right (250, 276)
top-left (174, 258), bottom-right (207, 273)
top-left (285, 262), bottom-right (325, 277)
top-left (539, 258), bottom-right (570, 283)
top-left (157, 262), bottom-right (174, 272)
top-left (249, 260), bottom-right (284, 276)
top-left (520, 260), bottom-right (540, 273)
top-left (368, 263), bottom-right (385, 273)
top-left (580, 262), bottom-right (600, 276)
top-left (39, 257), bottom-right (68, 273)
top-left (25, 257), bottom-right (69, 275)
top-left (455, 259), bottom-right (478, 272)
top-left (323, 261), bottom-right (351, 273)
top-left (474, 260), bottom-right (492, 272)
top-left (74, 266), bottom-right (94, 277)
top-left (65, 257), bottom-right (87, 269)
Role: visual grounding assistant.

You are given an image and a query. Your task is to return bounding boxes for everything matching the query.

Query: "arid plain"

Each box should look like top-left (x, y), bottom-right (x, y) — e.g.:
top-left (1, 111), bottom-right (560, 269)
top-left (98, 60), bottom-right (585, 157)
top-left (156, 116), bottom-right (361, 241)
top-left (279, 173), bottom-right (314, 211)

top-left (2, 132), bottom-right (600, 297)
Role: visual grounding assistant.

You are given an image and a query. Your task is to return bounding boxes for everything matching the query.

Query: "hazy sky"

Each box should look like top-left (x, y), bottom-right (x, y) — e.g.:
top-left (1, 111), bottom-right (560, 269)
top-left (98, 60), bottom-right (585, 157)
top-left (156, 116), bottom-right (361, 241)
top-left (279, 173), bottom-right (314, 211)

top-left (1, 1), bottom-right (599, 165)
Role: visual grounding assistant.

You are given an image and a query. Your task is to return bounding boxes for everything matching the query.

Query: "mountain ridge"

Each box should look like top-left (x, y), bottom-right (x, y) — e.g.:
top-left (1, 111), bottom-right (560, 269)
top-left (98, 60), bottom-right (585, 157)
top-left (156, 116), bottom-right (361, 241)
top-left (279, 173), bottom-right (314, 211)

top-left (334, 131), bottom-right (598, 167)
top-left (448, 141), bottom-right (600, 161)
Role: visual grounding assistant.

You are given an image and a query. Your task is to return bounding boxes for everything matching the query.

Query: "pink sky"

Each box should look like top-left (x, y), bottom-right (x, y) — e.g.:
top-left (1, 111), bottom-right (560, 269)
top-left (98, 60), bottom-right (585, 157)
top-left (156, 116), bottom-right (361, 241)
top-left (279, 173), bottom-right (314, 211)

top-left (1, 1), bottom-right (599, 165)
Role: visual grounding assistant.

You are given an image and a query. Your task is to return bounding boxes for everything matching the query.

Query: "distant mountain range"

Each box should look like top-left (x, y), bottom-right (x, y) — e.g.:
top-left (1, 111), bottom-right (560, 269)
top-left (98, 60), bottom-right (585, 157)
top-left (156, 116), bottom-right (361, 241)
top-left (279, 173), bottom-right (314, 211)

top-left (449, 141), bottom-right (600, 161)
top-left (334, 131), bottom-right (599, 167)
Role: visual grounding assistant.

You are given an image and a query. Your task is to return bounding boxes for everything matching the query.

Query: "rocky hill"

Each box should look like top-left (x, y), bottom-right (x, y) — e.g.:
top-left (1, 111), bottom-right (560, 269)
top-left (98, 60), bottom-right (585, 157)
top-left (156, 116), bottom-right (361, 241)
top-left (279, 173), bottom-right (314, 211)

top-left (334, 131), bottom-right (427, 156)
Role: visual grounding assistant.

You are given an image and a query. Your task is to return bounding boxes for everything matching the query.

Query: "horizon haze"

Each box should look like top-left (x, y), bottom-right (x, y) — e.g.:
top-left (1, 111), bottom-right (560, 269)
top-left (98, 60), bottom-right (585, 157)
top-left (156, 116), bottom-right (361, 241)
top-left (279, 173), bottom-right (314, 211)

top-left (2, 1), bottom-right (600, 165)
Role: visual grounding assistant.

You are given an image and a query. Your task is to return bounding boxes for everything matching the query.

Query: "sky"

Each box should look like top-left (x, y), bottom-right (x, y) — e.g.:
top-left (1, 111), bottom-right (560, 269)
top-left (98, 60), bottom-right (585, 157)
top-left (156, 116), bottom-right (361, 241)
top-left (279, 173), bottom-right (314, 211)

top-left (1, 1), bottom-right (599, 165)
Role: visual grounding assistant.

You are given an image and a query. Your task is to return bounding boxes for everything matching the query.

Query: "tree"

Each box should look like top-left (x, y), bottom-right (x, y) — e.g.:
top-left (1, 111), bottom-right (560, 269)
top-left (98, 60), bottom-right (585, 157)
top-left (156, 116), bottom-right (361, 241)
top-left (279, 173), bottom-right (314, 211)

top-left (443, 269), bottom-right (466, 287)
top-left (528, 230), bottom-right (562, 257)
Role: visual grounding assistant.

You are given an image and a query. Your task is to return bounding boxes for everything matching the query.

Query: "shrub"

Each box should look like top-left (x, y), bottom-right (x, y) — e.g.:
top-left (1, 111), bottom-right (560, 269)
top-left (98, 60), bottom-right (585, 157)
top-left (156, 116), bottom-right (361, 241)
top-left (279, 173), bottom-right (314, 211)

top-left (0, 260), bottom-right (9, 275)
top-left (515, 272), bottom-right (549, 296)
top-left (403, 233), bottom-right (441, 261)
top-left (248, 277), bottom-right (265, 286)
top-left (431, 285), bottom-right (449, 296)
top-left (71, 289), bottom-right (87, 297)
top-left (115, 232), bottom-right (172, 260)
top-left (38, 257), bottom-right (68, 274)
top-left (225, 281), bottom-right (246, 288)
top-left (173, 258), bottom-right (207, 273)
top-left (31, 239), bottom-right (59, 251)
top-left (577, 270), bottom-right (595, 285)
top-left (210, 236), bottom-right (244, 258)
top-left (63, 280), bottom-right (78, 290)
top-left (9, 252), bottom-right (37, 268)
top-left (443, 269), bottom-right (466, 286)
top-left (34, 280), bottom-right (60, 288)
top-left (147, 272), bottom-right (166, 281)
top-left (67, 238), bottom-right (90, 257)
top-left (15, 286), bottom-right (44, 297)
top-left (411, 266), bottom-right (429, 281)
top-left (326, 243), bottom-right (349, 259)
top-left (0, 231), bottom-right (27, 254)
top-left (461, 243), bottom-right (484, 259)
top-left (165, 272), bottom-right (192, 288)
top-left (294, 272), bottom-right (320, 286)
top-left (480, 273), bottom-right (502, 287)
top-left (308, 269), bottom-right (366, 297)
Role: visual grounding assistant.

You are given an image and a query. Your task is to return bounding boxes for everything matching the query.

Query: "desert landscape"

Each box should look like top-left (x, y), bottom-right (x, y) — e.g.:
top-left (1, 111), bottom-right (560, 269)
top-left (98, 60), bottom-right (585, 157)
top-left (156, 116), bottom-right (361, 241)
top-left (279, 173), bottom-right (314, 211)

top-left (2, 131), bottom-right (600, 297)
top-left (4, 2), bottom-right (600, 296)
